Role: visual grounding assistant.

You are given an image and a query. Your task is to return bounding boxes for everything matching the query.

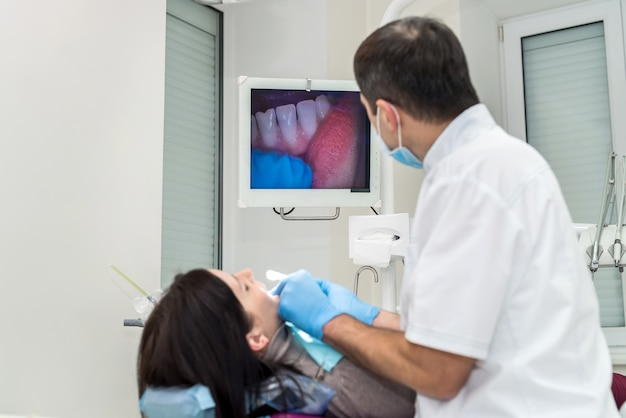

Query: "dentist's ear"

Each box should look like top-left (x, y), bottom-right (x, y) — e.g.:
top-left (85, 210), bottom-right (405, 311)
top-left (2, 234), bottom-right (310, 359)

top-left (246, 324), bottom-right (270, 352)
top-left (375, 99), bottom-right (400, 133)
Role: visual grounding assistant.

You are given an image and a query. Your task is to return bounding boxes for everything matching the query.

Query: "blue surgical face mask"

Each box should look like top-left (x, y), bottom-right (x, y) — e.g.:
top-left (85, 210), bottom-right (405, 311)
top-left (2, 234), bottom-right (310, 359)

top-left (376, 105), bottom-right (423, 169)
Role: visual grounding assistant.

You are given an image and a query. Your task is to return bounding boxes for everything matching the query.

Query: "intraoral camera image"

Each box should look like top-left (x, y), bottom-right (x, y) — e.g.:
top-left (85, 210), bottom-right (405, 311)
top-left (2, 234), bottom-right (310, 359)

top-left (250, 89), bottom-right (370, 190)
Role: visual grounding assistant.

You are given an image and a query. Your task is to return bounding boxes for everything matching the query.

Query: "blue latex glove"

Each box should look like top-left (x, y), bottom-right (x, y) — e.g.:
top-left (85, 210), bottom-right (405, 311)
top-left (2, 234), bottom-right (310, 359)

top-left (316, 279), bottom-right (380, 325)
top-left (251, 149), bottom-right (313, 189)
top-left (271, 270), bottom-right (342, 340)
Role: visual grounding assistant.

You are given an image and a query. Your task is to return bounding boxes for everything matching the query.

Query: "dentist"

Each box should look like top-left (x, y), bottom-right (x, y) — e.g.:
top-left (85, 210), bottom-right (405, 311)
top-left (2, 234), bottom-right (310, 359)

top-left (272, 16), bottom-right (619, 417)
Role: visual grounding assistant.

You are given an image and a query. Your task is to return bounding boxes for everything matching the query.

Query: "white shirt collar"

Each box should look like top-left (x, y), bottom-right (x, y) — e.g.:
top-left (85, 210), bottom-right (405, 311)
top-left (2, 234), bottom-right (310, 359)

top-left (422, 104), bottom-right (496, 173)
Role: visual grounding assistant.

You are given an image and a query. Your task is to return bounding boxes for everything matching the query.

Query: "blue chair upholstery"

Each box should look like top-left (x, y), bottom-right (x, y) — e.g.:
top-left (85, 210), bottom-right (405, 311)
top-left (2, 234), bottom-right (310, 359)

top-left (139, 380), bottom-right (328, 418)
top-left (139, 384), bottom-right (215, 418)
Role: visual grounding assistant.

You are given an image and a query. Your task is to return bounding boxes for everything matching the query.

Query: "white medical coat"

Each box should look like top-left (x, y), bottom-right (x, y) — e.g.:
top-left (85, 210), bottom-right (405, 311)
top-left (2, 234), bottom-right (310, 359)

top-left (400, 104), bottom-right (619, 417)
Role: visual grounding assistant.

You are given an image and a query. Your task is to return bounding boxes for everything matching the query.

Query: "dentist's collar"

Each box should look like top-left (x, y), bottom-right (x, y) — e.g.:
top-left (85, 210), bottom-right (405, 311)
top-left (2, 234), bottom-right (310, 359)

top-left (422, 104), bottom-right (496, 173)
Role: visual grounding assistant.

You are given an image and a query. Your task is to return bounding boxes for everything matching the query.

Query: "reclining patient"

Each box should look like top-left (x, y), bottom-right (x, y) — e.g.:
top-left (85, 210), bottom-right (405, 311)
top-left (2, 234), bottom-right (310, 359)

top-left (137, 268), bottom-right (415, 418)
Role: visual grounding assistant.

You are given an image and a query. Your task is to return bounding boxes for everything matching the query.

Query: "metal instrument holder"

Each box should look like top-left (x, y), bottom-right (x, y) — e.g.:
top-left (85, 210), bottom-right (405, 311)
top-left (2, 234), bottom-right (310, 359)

top-left (611, 155), bottom-right (626, 271)
top-left (124, 319), bottom-right (144, 327)
top-left (588, 152), bottom-right (618, 273)
top-left (353, 265), bottom-right (379, 296)
top-left (277, 207), bottom-right (340, 221)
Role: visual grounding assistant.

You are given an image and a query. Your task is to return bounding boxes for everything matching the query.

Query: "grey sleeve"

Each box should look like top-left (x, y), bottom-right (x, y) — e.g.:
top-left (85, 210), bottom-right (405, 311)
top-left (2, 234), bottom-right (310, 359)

top-left (321, 357), bottom-right (416, 418)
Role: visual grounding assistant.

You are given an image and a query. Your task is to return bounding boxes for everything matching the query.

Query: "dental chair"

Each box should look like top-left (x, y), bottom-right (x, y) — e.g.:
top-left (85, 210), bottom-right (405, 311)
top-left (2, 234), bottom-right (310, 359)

top-left (139, 384), bottom-right (327, 418)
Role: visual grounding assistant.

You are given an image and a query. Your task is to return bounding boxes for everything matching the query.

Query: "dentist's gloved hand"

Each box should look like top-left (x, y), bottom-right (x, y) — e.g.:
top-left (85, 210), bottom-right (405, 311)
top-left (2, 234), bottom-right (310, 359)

top-left (316, 279), bottom-right (380, 325)
top-left (251, 149), bottom-right (313, 189)
top-left (271, 270), bottom-right (342, 340)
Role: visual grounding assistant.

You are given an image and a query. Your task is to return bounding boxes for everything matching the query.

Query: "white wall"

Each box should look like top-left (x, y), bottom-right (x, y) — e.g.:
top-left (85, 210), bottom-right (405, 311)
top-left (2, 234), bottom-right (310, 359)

top-left (0, 1), bottom-right (166, 417)
top-left (459, 0), bottom-right (502, 124)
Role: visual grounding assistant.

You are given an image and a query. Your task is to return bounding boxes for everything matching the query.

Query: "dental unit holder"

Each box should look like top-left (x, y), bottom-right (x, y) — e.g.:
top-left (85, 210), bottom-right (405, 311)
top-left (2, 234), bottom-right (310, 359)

top-left (276, 207), bottom-right (341, 221)
top-left (110, 264), bottom-right (159, 328)
top-left (349, 213), bottom-right (409, 311)
top-left (354, 265), bottom-right (379, 296)
top-left (580, 152), bottom-right (626, 275)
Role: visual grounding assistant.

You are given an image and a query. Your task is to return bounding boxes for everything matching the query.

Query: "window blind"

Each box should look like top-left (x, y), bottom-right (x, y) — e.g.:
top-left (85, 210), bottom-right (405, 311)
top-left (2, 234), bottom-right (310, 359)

top-left (522, 21), bottom-right (623, 326)
top-left (161, 2), bottom-right (221, 288)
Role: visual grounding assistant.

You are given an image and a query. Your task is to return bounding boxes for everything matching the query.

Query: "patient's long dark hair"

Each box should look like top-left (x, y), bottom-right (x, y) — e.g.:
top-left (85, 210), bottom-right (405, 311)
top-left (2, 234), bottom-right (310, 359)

top-left (137, 269), bottom-right (274, 418)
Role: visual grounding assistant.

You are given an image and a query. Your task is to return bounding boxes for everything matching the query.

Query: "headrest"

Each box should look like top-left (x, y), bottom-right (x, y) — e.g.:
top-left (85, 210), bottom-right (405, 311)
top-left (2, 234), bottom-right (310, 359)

top-left (139, 384), bottom-right (215, 418)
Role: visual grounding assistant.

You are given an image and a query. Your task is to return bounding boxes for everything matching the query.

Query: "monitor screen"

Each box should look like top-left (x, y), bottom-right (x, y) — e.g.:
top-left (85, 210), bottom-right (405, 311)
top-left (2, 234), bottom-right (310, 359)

top-left (237, 76), bottom-right (380, 208)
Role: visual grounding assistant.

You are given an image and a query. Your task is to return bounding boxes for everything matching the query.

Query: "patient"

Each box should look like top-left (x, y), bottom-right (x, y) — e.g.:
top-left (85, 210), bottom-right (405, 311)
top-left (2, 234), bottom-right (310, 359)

top-left (137, 268), bottom-right (415, 418)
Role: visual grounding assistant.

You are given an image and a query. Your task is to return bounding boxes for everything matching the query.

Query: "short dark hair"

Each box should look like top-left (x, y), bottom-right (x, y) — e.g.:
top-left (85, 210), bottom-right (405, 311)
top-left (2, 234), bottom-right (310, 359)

top-left (137, 269), bottom-right (273, 418)
top-left (354, 16), bottom-right (479, 123)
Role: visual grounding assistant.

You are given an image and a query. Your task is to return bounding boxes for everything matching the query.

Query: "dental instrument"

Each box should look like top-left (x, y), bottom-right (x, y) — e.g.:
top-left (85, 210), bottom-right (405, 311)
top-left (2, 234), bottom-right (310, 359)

top-left (110, 264), bottom-right (158, 305)
top-left (579, 152), bottom-right (626, 273)
top-left (111, 264), bottom-right (161, 326)
top-left (588, 152), bottom-right (617, 273)
top-left (611, 155), bottom-right (626, 270)
top-left (266, 269), bottom-right (287, 282)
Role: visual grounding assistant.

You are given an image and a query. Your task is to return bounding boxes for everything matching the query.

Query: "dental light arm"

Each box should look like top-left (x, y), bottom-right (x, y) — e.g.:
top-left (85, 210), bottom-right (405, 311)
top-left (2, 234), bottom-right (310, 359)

top-left (381, 0), bottom-right (418, 26)
top-left (378, 0), bottom-right (417, 218)
top-left (374, 0), bottom-right (417, 313)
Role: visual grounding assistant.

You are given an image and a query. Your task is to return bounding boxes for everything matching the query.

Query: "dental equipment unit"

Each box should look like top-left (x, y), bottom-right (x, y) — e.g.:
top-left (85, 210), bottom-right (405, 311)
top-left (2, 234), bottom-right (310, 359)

top-left (580, 152), bottom-right (626, 274)
top-left (111, 264), bottom-right (160, 327)
top-left (348, 213), bottom-right (409, 311)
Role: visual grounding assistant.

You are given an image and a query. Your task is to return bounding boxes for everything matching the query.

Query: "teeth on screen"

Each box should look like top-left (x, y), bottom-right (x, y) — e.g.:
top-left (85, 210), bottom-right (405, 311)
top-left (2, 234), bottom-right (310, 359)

top-left (276, 104), bottom-right (297, 144)
top-left (296, 99), bottom-right (318, 140)
top-left (256, 108), bottom-right (278, 147)
top-left (315, 95), bottom-right (331, 121)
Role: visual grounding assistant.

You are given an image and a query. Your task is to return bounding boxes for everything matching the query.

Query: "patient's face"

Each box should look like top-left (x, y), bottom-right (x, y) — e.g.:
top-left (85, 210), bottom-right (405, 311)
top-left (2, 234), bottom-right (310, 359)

top-left (210, 269), bottom-right (281, 339)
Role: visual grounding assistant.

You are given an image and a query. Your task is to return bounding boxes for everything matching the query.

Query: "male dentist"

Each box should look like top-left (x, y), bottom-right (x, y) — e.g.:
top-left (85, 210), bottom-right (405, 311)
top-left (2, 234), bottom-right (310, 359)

top-left (273, 16), bottom-right (619, 418)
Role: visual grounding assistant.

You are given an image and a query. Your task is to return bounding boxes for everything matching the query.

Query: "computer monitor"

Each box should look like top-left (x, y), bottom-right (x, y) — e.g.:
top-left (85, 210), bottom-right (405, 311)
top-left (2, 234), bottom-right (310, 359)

top-left (237, 76), bottom-right (380, 208)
